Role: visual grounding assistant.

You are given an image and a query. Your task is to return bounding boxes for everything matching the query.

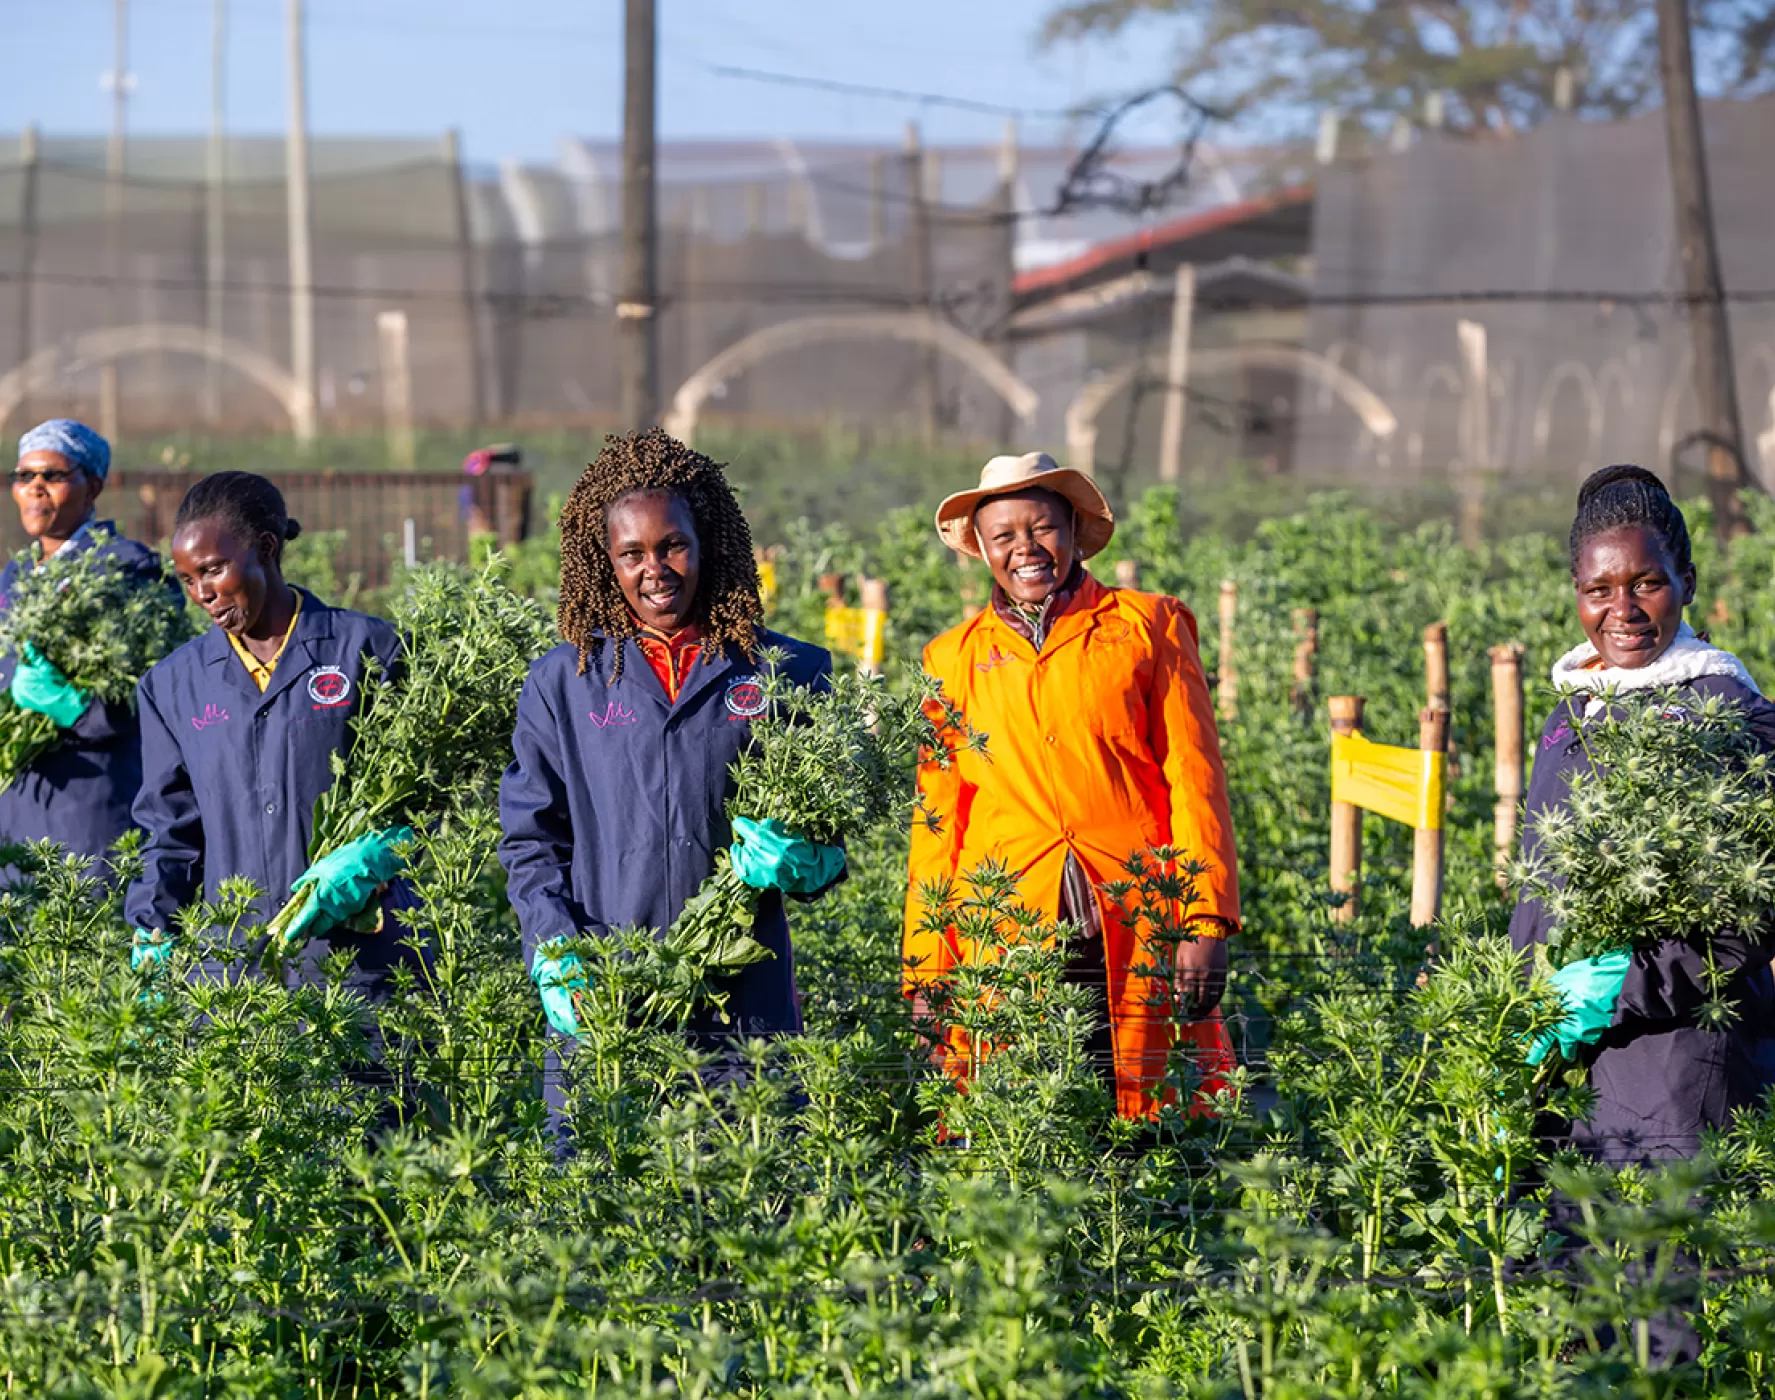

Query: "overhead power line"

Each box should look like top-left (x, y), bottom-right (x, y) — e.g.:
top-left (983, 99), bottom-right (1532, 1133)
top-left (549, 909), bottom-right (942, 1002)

top-left (706, 64), bottom-right (1080, 120)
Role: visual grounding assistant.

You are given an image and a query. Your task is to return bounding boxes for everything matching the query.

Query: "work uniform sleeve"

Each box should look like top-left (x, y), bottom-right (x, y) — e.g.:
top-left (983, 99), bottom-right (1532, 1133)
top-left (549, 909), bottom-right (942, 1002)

top-left (125, 680), bottom-right (203, 933)
top-left (1613, 929), bottom-right (1775, 1029)
top-left (902, 651), bottom-right (974, 990)
top-left (497, 670), bottom-right (598, 969)
top-left (1147, 598), bottom-right (1241, 929)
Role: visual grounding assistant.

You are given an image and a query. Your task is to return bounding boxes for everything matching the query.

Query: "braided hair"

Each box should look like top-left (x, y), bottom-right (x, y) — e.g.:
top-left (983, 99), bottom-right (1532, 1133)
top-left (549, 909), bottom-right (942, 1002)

top-left (1569, 464), bottom-right (1691, 578)
top-left (174, 470), bottom-right (303, 562)
top-left (557, 429), bottom-right (762, 679)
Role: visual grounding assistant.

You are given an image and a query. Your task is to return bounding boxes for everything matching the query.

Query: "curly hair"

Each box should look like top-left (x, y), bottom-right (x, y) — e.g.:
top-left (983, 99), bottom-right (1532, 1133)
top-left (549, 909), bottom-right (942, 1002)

top-left (1569, 464), bottom-right (1691, 578)
top-left (557, 428), bottom-right (763, 679)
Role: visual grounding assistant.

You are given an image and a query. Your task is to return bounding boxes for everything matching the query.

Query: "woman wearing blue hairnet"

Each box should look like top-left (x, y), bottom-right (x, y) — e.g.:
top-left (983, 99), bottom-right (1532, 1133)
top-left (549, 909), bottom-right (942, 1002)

top-left (0, 419), bottom-right (169, 863)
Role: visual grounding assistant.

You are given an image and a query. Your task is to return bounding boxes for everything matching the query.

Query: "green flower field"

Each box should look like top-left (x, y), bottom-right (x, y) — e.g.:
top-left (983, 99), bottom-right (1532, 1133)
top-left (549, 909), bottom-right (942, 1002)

top-left (7, 485), bottom-right (1775, 1396)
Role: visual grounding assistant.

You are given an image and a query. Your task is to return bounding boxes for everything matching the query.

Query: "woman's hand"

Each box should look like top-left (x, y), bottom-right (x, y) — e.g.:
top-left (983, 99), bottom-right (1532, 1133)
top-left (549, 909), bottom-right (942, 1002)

top-left (1175, 920), bottom-right (1231, 1016)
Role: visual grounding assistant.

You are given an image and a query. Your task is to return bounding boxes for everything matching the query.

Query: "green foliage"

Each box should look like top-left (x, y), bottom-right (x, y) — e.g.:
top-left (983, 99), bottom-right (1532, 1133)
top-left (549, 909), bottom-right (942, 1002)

top-left (1519, 687), bottom-right (1775, 1025)
top-left (264, 557), bottom-right (556, 947)
top-left (0, 532), bottom-right (196, 787)
top-left (8, 482), bottom-right (1775, 1392)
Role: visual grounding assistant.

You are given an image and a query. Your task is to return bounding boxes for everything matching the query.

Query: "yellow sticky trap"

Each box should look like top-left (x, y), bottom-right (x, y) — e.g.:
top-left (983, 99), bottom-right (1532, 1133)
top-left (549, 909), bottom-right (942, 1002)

top-left (825, 605), bottom-right (865, 657)
top-left (826, 604), bottom-right (887, 668)
top-left (757, 559), bottom-right (778, 611)
top-left (1331, 730), bottom-right (1446, 830)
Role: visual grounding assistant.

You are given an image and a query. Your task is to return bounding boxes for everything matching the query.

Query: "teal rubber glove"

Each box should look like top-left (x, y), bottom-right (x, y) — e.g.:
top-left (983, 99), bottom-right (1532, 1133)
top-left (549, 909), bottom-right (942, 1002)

top-left (280, 826), bottom-right (415, 947)
top-left (532, 937), bottom-right (588, 1038)
top-left (11, 644), bottom-right (89, 729)
top-left (130, 926), bottom-right (174, 973)
top-left (729, 816), bottom-right (845, 895)
top-left (1527, 949), bottom-right (1633, 1065)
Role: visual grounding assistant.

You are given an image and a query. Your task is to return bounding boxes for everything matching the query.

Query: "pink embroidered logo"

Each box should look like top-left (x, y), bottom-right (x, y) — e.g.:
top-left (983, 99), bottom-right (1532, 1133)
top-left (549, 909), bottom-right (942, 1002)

top-left (588, 702), bottom-right (638, 729)
top-left (975, 645), bottom-right (1012, 675)
top-left (191, 703), bottom-right (230, 731)
top-left (1542, 721), bottom-right (1572, 752)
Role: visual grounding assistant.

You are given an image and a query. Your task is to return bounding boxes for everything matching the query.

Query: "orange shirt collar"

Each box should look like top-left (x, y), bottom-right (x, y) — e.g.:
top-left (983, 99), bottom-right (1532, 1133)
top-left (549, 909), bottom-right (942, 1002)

top-left (634, 621), bottom-right (703, 702)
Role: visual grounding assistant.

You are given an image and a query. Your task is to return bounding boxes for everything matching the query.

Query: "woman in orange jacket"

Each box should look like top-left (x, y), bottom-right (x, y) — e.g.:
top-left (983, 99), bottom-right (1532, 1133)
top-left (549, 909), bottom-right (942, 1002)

top-left (903, 452), bottom-right (1240, 1120)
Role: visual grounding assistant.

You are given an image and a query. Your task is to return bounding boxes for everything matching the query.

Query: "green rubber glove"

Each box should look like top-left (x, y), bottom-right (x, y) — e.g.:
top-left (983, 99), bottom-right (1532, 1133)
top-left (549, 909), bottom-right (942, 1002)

top-left (729, 816), bottom-right (846, 895)
top-left (281, 826), bottom-right (415, 947)
top-left (11, 644), bottom-right (89, 729)
top-left (532, 937), bottom-right (588, 1038)
top-left (130, 926), bottom-right (174, 973)
top-left (1527, 949), bottom-right (1632, 1065)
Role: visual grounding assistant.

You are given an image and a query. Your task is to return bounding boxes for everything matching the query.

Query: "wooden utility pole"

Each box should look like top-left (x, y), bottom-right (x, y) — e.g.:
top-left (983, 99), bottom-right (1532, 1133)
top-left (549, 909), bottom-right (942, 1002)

top-left (1657, 0), bottom-right (1752, 533)
top-left (204, 0), bottom-right (226, 425)
top-left (285, 0), bottom-right (317, 442)
top-left (16, 127), bottom-right (41, 425)
top-left (905, 121), bottom-right (939, 446)
top-left (618, 0), bottom-right (659, 430)
top-left (101, 0), bottom-right (130, 440)
top-left (1157, 263), bottom-right (1197, 483)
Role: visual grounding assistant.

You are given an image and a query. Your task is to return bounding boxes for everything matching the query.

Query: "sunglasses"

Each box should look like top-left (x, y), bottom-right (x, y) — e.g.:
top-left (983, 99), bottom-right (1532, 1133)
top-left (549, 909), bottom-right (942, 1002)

top-left (10, 468), bottom-right (83, 486)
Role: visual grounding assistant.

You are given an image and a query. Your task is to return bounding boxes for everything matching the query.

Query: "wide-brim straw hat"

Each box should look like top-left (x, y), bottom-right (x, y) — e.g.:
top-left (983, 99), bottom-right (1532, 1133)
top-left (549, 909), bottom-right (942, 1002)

top-left (935, 451), bottom-right (1116, 560)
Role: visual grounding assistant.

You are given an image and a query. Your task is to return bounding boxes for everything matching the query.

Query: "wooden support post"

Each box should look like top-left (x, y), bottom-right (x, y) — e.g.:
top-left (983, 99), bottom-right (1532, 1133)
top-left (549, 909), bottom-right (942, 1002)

top-left (1423, 621), bottom-right (1450, 714)
top-left (1490, 643), bottom-right (1525, 886)
top-left (1291, 607), bottom-right (1318, 718)
top-left (1157, 263), bottom-right (1197, 483)
top-left (376, 309), bottom-right (415, 469)
top-left (1217, 579), bottom-right (1238, 721)
top-left (1114, 559), bottom-right (1140, 591)
top-left (1328, 696), bottom-right (1365, 922)
top-left (1411, 707), bottom-right (1450, 931)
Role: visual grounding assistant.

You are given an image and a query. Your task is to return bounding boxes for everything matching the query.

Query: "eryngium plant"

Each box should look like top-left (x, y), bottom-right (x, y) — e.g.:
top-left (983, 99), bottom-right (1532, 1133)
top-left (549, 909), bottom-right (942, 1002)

top-left (0, 531), bottom-right (192, 790)
top-left (265, 558), bottom-right (555, 945)
top-left (664, 656), bottom-right (980, 996)
top-left (1517, 686), bottom-right (1775, 1027)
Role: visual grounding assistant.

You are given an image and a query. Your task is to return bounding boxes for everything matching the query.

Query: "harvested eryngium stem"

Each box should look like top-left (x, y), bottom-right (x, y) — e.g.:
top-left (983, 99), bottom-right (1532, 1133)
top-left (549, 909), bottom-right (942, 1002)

top-left (0, 531), bottom-right (191, 791)
top-left (1517, 686), bottom-right (1775, 1029)
top-left (662, 654), bottom-right (979, 1006)
top-left (265, 559), bottom-right (555, 946)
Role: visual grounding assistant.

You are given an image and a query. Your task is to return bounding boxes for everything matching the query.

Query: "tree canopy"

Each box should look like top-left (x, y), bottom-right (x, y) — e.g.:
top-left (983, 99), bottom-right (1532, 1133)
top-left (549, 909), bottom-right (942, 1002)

top-left (1040, 0), bottom-right (1775, 139)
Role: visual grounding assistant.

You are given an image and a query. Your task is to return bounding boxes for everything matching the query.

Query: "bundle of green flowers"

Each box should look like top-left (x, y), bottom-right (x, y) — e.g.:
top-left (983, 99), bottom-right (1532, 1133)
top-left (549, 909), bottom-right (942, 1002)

top-left (1517, 687), bottom-right (1775, 1031)
top-left (0, 533), bottom-right (193, 791)
top-left (662, 658), bottom-right (978, 988)
top-left (264, 559), bottom-right (555, 947)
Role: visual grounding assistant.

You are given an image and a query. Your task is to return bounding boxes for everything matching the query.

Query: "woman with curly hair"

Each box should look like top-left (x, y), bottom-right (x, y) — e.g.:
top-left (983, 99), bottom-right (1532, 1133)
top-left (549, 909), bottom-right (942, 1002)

top-left (498, 430), bottom-right (839, 1131)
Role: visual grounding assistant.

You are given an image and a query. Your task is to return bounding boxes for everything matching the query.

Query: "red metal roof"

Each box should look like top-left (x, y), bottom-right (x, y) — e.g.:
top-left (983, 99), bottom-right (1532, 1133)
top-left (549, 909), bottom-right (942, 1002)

top-left (1012, 184), bottom-right (1314, 300)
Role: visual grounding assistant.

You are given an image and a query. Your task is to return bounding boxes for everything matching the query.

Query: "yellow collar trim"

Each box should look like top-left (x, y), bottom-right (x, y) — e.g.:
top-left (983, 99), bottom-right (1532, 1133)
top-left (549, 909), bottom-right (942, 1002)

top-left (228, 591), bottom-right (303, 693)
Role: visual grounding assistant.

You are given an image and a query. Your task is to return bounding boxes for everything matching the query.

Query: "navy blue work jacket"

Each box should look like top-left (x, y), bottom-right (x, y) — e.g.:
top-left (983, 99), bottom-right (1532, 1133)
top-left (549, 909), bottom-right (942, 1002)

top-left (1510, 672), bottom-right (1775, 1165)
top-left (0, 521), bottom-right (170, 862)
top-left (498, 629), bottom-right (832, 1037)
top-left (125, 590), bottom-right (418, 991)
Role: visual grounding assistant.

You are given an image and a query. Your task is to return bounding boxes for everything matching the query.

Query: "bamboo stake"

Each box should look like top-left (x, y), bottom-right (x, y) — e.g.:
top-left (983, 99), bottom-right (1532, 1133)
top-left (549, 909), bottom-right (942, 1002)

top-left (1423, 621), bottom-right (1450, 714)
top-left (1114, 559), bottom-right (1140, 591)
top-left (1328, 696), bottom-right (1365, 922)
top-left (1291, 608), bottom-right (1318, 718)
top-left (1411, 706), bottom-right (1450, 932)
top-left (1490, 643), bottom-right (1525, 886)
top-left (1217, 579), bottom-right (1238, 721)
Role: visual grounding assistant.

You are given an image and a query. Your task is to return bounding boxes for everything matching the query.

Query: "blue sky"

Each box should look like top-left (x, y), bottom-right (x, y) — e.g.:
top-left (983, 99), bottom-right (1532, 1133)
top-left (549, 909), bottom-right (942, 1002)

top-left (2, 0), bottom-right (1172, 163)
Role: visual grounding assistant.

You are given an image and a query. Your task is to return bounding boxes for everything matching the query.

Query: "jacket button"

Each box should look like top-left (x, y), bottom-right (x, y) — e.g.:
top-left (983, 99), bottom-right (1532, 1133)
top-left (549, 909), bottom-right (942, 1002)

top-left (264, 803), bottom-right (276, 815)
top-left (1046, 734), bottom-right (1057, 744)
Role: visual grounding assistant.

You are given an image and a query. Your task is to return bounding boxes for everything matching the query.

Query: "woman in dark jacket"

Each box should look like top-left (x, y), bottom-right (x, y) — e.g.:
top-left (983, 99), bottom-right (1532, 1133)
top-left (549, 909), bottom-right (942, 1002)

top-left (1512, 465), bottom-right (1775, 1365)
top-left (498, 430), bottom-right (840, 1136)
top-left (125, 472), bottom-right (420, 997)
top-left (0, 419), bottom-right (169, 863)
top-left (1511, 464), bottom-right (1775, 1165)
